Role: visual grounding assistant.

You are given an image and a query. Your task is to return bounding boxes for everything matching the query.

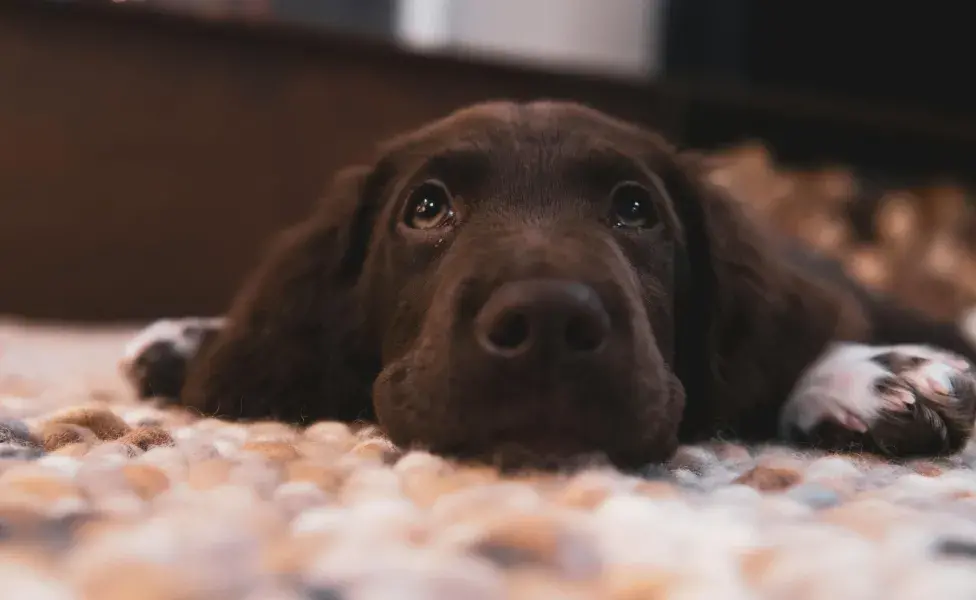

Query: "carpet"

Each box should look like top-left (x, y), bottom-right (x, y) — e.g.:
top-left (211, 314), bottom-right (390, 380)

top-left (2, 319), bottom-right (976, 599)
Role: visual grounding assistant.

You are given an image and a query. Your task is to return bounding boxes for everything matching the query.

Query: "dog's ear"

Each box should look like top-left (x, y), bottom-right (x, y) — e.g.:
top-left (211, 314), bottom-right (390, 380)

top-left (180, 163), bottom-right (390, 423)
top-left (659, 150), bottom-right (867, 438)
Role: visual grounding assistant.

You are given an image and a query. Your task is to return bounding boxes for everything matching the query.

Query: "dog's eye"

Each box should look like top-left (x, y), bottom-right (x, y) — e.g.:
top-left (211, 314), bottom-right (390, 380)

top-left (404, 181), bottom-right (455, 230)
top-left (609, 181), bottom-right (658, 229)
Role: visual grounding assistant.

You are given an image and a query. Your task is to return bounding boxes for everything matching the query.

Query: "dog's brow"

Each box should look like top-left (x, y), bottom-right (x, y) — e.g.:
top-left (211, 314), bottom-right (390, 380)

top-left (418, 147), bottom-right (492, 184)
top-left (568, 146), bottom-right (647, 185)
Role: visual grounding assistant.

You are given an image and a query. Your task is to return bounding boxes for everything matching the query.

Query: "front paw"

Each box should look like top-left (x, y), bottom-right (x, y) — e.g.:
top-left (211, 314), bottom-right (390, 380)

top-left (120, 318), bottom-right (224, 401)
top-left (780, 343), bottom-right (976, 457)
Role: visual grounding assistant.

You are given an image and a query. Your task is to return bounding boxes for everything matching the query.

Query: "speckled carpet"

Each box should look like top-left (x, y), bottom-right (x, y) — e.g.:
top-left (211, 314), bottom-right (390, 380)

top-left (2, 318), bottom-right (976, 599)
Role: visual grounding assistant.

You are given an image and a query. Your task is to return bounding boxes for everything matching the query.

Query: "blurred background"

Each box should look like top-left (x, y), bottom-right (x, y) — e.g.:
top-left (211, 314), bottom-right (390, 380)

top-left (1, 0), bottom-right (974, 324)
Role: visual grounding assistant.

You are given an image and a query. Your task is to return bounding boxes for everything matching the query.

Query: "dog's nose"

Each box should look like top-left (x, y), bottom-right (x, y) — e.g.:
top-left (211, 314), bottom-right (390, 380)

top-left (474, 279), bottom-right (611, 359)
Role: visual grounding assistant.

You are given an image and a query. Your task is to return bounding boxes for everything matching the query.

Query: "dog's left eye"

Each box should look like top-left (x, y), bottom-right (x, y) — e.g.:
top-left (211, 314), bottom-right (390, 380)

top-left (404, 180), bottom-right (455, 230)
top-left (608, 181), bottom-right (658, 229)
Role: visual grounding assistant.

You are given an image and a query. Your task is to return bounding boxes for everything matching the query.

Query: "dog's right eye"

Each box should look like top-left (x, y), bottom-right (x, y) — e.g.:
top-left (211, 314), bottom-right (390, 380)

top-left (404, 181), bottom-right (455, 230)
top-left (608, 181), bottom-right (659, 229)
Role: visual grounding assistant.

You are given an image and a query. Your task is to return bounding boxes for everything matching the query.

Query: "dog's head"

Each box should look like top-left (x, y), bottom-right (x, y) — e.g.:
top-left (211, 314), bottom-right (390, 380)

top-left (187, 101), bottom-right (854, 468)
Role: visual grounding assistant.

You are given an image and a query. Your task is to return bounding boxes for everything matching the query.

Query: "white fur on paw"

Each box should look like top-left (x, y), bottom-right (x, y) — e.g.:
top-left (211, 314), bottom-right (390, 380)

top-left (779, 342), bottom-right (968, 439)
top-left (780, 343), bottom-right (890, 436)
top-left (121, 317), bottom-right (225, 371)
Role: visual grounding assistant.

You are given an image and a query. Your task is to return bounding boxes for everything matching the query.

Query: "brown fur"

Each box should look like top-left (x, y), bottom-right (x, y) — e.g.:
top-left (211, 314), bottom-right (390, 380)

top-left (178, 101), bottom-right (976, 468)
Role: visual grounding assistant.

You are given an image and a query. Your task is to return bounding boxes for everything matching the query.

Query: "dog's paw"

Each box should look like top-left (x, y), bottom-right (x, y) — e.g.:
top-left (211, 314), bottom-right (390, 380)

top-left (120, 317), bottom-right (225, 401)
top-left (780, 342), bottom-right (976, 457)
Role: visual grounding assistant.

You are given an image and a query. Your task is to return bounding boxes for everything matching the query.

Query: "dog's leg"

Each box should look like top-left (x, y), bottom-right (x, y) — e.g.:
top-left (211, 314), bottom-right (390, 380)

top-left (780, 342), bottom-right (976, 457)
top-left (120, 318), bottom-right (225, 402)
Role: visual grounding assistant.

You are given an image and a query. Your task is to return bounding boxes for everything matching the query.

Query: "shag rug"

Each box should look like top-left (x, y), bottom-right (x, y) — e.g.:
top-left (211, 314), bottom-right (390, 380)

top-left (3, 319), bottom-right (976, 599)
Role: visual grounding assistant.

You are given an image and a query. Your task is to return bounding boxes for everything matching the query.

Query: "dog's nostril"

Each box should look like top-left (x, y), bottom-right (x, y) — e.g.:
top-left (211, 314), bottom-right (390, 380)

top-left (565, 314), bottom-right (605, 352)
top-left (487, 311), bottom-right (531, 351)
top-left (473, 279), bottom-right (612, 359)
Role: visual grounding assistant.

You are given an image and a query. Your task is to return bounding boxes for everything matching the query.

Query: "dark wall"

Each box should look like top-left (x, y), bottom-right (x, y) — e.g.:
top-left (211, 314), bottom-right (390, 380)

top-left (0, 2), bottom-right (666, 321)
top-left (663, 0), bottom-right (976, 181)
top-left (269, 0), bottom-right (396, 38)
top-left (4, 1), bottom-right (975, 322)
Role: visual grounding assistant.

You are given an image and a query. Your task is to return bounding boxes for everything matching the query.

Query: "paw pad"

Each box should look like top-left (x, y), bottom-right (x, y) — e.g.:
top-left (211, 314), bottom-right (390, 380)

top-left (782, 342), bottom-right (976, 457)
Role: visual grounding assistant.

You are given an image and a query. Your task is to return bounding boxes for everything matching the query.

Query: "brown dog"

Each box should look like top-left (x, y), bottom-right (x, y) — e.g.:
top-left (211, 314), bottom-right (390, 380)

top-left (122, 101), bottom-right (976, 469)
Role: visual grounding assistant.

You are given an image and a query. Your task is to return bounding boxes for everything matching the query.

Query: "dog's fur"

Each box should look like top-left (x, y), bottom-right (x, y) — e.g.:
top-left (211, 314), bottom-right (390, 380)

top-left (139, 101), bottom-right (976, 468)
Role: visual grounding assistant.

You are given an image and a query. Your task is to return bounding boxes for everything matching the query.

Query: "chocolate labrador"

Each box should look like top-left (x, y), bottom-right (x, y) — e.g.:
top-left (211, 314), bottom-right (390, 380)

top-left (122, 101), bottom-right (976, 468)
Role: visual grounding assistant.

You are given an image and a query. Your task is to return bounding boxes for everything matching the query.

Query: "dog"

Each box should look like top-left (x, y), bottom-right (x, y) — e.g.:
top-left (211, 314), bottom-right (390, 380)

top-left (121, 101), bottom-right (976, 469)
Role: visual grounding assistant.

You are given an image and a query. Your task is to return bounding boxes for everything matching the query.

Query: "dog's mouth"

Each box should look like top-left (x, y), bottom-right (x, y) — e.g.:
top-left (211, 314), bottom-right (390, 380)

top-left (409, 396), bottom-right (673, 470)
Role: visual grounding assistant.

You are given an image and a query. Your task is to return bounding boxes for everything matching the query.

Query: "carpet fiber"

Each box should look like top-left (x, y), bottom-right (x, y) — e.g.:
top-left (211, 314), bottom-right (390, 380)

top-left (2, 319), bottom-right (976, 599)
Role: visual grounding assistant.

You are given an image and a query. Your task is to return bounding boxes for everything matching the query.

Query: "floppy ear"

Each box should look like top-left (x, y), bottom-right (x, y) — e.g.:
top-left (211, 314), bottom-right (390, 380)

top-left (661, 150), bottom-right (870, 440)
top-left (180, 164), bottom-right (389, 424)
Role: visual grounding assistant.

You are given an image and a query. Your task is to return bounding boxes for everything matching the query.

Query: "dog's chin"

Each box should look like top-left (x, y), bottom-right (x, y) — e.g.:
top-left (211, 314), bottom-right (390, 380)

top-left (372, 339), bottom-right (686, 471)
top-left (374, 378), bottom-right (682, 472)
